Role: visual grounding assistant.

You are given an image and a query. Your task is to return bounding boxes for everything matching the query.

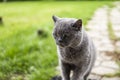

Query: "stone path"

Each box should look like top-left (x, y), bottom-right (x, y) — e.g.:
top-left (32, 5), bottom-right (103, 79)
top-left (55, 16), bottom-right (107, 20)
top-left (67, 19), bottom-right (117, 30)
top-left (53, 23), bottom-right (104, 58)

top-left (86, 2), bottom-right (120, 80)
top-left (110, 2), bottom-right (120, 53)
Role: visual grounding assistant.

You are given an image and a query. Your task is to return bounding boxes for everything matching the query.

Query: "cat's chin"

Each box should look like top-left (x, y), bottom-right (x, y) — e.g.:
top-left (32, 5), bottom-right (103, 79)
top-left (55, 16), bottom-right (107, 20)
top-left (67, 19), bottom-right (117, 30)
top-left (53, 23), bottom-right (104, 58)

top-left (56, 42), bottom-right (70, 48)
top-left (57, 44), bottom-right (68, 48)
top-left (58, 44), bottom-right (66, 48)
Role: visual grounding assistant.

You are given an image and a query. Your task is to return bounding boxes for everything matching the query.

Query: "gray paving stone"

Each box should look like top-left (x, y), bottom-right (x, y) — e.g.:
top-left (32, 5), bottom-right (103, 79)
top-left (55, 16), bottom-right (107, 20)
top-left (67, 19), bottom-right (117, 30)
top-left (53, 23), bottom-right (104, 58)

top-left (112, 25), bottom-right (120, 31)
top-left (116, 41), bottom-right (120, 47)
top-left (101, 60), bottom-right (119, 69)
top-left (115, 32), bottom-right (120, 38)
top-left (101, 77), bottom-right (120, 80)
top-left (110, 8), bottom-right (120, 25)
top-left (94, 59), bottom-right (101, 67)
top-left (91, 66), bottom-right (117, 75)
top-left (115, 40), bottom-right (120, 53)
top-left (88, 74), bottom-right (101, 80)
top-left (100, 52), bottom-right (113, 60)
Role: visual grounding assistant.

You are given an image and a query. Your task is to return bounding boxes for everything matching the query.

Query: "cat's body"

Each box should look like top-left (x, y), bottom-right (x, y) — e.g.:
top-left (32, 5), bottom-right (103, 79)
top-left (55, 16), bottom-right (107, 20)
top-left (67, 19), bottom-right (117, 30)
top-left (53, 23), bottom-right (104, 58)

top-left (52, 16), bottom-right (96, 80)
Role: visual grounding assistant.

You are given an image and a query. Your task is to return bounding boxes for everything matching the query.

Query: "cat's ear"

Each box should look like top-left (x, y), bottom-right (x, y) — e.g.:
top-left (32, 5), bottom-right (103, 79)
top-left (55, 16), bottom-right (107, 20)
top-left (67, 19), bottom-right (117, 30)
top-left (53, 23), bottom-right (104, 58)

top-left (72, 19), bottom-right (82, 31)
top-left (52, 15), bottom-right (60, 23)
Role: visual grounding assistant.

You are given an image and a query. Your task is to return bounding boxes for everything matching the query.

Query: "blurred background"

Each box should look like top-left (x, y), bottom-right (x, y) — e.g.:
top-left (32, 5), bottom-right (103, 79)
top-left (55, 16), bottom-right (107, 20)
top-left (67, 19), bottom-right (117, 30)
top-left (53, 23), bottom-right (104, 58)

top-left (0, 0), bottom-right (120, 80)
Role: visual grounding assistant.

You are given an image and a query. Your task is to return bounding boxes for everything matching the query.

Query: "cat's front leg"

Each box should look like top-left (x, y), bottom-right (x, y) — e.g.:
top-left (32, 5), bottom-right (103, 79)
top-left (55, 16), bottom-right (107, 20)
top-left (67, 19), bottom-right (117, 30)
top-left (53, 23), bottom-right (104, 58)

top-left (60, 61), bottom-right (71, 80)
top-left (71, 67), bottom-right (84, 80)
top-left (72, 66), bottom-right (89, 80)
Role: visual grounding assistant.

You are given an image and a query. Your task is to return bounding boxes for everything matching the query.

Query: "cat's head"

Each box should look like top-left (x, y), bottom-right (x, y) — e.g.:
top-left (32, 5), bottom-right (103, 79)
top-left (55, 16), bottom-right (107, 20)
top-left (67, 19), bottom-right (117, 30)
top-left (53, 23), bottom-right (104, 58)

top-left (52, 15), bottom-right (82, 47)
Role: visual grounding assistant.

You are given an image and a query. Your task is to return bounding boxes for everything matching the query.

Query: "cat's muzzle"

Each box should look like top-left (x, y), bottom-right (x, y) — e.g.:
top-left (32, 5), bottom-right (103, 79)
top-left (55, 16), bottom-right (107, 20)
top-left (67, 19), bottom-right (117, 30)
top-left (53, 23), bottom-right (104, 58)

top-left (57, 42), bottom-right (68, 47)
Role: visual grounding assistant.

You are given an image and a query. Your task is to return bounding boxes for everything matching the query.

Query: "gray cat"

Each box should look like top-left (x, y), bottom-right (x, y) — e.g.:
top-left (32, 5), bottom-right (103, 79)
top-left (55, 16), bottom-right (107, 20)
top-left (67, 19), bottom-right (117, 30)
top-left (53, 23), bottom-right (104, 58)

top-left (52, 16), bottom-right (96, 80)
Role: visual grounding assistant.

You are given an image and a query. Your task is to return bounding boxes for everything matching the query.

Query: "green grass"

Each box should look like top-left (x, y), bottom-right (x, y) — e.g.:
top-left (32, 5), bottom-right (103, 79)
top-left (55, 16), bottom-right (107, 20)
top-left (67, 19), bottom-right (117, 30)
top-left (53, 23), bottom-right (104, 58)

top-left (108, 22), bottom-right (117, 41)
top-left (107, 3), bottom-right (117, 41)
top-left (0, 1), bottom-right (111, 80)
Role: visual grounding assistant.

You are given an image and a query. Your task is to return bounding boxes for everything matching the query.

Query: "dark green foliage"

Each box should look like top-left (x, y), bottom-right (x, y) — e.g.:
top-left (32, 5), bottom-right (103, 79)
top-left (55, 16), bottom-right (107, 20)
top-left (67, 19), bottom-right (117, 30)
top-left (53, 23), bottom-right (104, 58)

top-left (0, 17), bottom-right (3, 25)
top-left (37, 29), bottom-right (48, 38)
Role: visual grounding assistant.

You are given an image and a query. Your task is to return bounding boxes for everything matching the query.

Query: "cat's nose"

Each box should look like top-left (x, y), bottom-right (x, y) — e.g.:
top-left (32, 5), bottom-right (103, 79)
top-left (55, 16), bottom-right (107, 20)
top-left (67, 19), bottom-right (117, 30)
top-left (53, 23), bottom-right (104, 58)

top-left (58, 38), bottom-right (63, 42)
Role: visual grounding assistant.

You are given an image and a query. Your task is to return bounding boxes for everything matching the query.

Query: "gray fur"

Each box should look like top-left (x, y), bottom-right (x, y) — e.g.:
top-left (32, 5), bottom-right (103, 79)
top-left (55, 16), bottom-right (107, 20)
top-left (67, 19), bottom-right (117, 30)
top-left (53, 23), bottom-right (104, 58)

top-left (52, 16), bottom-right (96, 80)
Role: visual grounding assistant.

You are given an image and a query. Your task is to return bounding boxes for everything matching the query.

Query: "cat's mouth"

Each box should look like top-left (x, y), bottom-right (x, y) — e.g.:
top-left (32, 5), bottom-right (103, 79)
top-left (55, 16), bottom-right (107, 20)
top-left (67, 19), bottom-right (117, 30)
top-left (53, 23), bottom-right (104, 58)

top-left (57, 42), bottom-right (68, 47)
top-left (59, 44), bottom-right (65, 47)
